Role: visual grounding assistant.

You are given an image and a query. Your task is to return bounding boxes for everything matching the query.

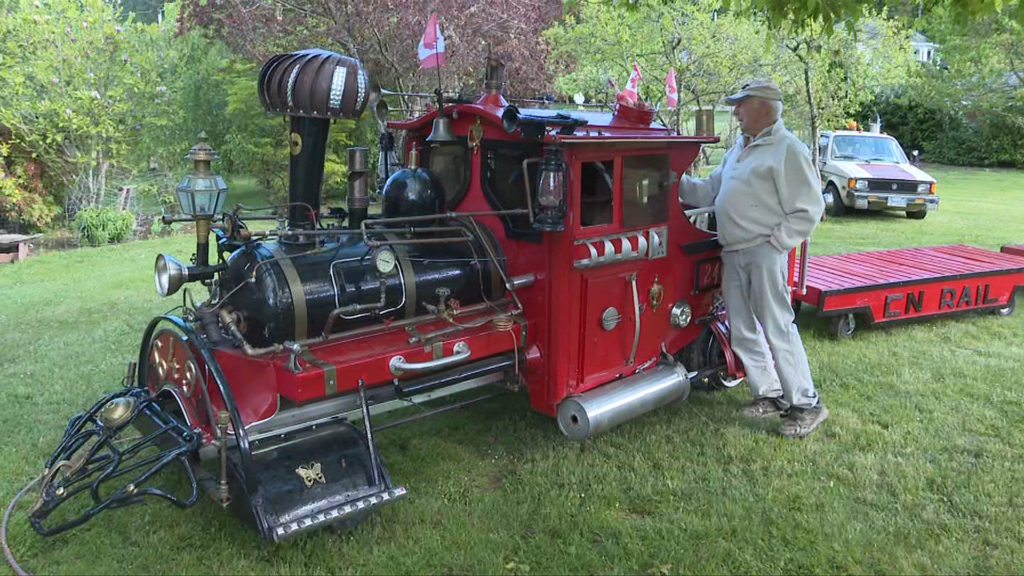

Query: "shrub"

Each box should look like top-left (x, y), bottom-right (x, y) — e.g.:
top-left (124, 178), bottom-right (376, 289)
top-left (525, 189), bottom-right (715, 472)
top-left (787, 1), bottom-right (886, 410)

top-left (864, 92), bottom-right (1024, 168)
top-left (73, 207), bottom-right (136, 246)
top-left (0, 152), bottom-right (60, 230)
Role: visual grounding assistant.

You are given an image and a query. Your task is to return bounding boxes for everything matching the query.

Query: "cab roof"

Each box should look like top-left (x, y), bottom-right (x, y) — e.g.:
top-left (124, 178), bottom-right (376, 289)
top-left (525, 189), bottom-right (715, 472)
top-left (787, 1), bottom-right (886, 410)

top-left (390, 100), bottom-right (718, 145)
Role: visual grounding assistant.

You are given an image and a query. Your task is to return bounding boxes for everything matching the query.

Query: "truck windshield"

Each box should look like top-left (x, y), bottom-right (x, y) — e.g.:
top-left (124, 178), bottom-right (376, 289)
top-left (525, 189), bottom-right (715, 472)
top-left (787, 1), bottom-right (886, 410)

top-left (831, 136), bottom-right (907, 163)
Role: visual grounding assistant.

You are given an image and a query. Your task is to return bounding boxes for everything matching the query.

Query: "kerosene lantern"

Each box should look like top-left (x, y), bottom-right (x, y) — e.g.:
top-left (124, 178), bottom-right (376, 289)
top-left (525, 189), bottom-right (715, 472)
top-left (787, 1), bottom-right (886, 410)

top-left (534, 146), bottom-right (567, 232)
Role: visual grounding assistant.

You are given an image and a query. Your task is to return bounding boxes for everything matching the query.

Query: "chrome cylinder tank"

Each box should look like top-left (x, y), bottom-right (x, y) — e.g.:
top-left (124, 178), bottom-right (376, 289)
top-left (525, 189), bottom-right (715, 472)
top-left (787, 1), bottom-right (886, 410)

top-left (556, 363), bottom-right (691, 441)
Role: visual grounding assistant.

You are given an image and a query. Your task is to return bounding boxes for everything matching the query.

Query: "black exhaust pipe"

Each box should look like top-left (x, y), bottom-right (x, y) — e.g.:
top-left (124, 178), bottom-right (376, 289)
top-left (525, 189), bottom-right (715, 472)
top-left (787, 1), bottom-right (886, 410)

top-left (286, 117), bottom-right (330, 234)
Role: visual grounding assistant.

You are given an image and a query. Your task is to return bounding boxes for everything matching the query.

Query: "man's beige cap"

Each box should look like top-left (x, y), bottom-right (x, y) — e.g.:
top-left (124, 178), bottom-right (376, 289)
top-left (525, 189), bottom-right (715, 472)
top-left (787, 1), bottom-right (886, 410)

top-left (725, 80), bottom-right (782, 104)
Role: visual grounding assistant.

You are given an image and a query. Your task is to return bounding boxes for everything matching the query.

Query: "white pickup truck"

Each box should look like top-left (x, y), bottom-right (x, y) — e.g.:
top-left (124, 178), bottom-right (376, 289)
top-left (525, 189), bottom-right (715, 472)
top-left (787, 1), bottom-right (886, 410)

top-left (817, 130), bottom-right (939, 219)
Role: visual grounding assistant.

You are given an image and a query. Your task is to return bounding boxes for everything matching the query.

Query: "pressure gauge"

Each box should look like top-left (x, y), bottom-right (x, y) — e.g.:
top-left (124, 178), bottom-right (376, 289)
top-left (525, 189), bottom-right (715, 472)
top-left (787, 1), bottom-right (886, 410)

top-left (374, 248), bottom-right (397, 275)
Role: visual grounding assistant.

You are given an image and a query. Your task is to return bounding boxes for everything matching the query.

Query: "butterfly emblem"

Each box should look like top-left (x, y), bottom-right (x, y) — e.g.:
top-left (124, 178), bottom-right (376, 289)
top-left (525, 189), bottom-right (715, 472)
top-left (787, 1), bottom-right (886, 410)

top-left (295, 461), bottom-right (326, 488)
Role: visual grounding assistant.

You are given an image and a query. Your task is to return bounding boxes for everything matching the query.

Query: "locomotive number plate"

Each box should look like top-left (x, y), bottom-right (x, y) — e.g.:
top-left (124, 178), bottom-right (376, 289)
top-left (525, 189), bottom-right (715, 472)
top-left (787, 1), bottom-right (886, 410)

top-left (695, 257), bottom-right (723, 292)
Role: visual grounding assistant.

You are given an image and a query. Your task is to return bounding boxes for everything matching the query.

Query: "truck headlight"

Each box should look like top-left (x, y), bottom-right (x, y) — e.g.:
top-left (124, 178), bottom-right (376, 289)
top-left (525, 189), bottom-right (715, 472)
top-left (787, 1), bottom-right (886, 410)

top-left (917, 182), bottom-right (930, 193)
top-left (847, 178), bottom-right (869, 190)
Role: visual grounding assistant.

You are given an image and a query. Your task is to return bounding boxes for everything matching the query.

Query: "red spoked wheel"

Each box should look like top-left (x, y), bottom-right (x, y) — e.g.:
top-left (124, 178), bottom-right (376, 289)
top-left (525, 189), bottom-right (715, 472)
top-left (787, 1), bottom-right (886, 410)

top-left (144, 327), bottom-right (217, 442)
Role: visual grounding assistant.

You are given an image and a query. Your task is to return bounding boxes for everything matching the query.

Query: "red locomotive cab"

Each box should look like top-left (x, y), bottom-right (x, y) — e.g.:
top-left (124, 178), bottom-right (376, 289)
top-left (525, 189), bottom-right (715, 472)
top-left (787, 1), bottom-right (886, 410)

top-left (29, 50), bottom-right (741, 543)
top-left (387, 73), bottom-right (730, 438)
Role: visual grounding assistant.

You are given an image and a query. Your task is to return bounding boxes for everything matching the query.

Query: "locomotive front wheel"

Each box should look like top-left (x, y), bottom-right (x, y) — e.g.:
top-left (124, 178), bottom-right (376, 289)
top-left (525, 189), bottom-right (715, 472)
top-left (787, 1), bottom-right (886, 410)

top-left (142, 326), bottom-right (216, 439)
top-left (829, 313), bottom-right (857, 339)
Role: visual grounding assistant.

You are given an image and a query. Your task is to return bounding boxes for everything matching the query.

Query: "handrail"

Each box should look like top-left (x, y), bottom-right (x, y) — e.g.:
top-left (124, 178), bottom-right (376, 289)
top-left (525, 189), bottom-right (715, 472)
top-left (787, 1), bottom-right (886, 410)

top-left (389, 341), bottom-right (471, 376)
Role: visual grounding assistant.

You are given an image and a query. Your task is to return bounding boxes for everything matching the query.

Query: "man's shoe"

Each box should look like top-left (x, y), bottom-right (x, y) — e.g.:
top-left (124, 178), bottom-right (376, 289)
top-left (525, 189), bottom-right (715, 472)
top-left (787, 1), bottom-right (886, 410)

top-left (780, 406), bottom-right (829, 438)
top-left (740, 397), bottom-right (787, 418)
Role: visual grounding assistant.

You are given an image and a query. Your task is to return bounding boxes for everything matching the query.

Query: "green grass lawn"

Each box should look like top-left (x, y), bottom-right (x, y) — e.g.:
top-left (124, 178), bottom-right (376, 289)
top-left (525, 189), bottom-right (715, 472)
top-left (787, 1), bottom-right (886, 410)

top-left (1, 165), bottom-right (1022, 574)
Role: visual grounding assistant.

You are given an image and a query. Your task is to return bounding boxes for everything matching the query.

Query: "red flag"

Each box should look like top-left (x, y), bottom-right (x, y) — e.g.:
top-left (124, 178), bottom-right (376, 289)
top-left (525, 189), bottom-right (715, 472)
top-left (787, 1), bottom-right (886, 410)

top-left (621, 61), bottom-right (642, 105)
top-left (417, 13), bottom-right (446, 69)
top-left (665, 67), bottom-right (678, 109)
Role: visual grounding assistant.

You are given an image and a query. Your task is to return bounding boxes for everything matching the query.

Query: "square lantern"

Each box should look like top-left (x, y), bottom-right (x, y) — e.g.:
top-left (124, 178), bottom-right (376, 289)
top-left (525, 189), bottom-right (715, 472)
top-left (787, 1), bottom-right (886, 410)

top-left (176, 174), bottom-right (228, 217)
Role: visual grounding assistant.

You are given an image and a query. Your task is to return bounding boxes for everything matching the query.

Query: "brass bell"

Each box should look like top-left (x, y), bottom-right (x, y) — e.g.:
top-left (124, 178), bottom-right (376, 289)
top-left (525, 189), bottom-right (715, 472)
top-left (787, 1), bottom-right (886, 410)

top-left (425, 116), bottom-right (457, 143)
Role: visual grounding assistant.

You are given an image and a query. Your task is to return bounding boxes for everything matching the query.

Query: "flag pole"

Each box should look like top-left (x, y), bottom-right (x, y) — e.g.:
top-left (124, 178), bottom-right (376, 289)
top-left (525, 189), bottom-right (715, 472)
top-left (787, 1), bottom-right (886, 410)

top-left (434, 20), bottom-right (444, 116)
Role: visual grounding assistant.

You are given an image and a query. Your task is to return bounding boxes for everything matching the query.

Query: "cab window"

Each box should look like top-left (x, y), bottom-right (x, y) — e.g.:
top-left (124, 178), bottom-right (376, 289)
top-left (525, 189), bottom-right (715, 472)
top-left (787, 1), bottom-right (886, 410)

top-left (421, 141), bottom-right (471, 208)
top-left (621, 154), bottom-right (670, 229)
top-left (481, 140), bottom-right (542, 240)
top-left (579, 160), bottom-right (615, 227)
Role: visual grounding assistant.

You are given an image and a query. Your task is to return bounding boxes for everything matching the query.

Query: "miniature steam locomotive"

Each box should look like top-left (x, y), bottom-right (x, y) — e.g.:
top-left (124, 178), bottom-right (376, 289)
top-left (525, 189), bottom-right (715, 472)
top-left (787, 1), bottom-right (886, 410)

top-left (29, 50), bottom-right (741, 541)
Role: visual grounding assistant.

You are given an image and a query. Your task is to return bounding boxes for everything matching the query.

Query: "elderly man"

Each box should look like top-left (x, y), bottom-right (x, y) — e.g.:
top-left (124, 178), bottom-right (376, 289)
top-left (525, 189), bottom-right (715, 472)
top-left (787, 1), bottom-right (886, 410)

top-left (679, 80), bottom-right (828, 438)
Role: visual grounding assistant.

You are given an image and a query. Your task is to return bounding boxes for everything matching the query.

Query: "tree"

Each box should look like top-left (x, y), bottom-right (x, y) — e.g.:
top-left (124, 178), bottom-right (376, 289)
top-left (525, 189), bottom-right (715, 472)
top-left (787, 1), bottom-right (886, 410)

top-left (774, 12), bottom-right (914, 165)
top-left (179, 0), bottom-right (563, 99)
top-left (723, 0), bottom-right (1023, 31)
top-left (921, 1), bottom-right (1022, 95)
top-left (545, 0), bottom-right (769, 134)
top-left (866, 1), bottom-right (1024, 167)
top-left (0, 0), bottom-right (167, 216)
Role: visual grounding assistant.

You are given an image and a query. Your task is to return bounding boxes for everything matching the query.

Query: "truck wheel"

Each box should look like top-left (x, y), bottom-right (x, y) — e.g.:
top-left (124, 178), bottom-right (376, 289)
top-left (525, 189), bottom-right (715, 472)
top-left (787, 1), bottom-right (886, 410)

top-left (829, 313), bottom-right (856, 339)
top-left (823, 184), bottom-right (844, 217)
top-left (906, 209), bottom-right (927, 220)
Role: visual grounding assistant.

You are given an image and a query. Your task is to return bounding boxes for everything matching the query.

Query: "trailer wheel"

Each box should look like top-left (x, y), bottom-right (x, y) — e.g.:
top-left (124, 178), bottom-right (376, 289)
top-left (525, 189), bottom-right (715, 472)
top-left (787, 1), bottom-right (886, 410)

top-left (995, 292), bottom-right (1016, 316)
top-left (823, 184), bottom-right (844, 217)
top-left (829, 313), bottom-right (856, 339)
top-left (906, 209), bottom-right (927, 220)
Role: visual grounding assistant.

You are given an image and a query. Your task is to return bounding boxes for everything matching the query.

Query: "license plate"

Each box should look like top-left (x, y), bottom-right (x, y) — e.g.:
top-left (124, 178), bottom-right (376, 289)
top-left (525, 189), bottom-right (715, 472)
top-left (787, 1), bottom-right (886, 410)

top-left (888, 196), bottom-right (907, 207)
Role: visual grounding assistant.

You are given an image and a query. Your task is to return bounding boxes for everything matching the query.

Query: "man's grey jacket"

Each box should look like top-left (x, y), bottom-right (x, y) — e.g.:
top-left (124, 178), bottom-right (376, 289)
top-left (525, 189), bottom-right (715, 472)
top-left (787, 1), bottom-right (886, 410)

top-left (679, 118), bottom-right (825, 252)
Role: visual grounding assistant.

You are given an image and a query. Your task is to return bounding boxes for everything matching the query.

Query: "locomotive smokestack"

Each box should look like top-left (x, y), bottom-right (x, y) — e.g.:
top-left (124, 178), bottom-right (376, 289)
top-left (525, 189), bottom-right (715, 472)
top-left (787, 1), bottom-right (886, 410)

top-left (483, 54), bottom-right (505, 96)
top-left (476, 55), bottom-right (508, 108)
top-left (287, 116), bottom-right (330, 235)
top-left (258, 49), bottom-right (373, 239)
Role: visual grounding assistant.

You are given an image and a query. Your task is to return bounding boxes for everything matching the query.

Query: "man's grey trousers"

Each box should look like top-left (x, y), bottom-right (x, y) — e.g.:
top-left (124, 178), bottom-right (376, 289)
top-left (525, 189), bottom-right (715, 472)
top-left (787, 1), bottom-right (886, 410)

top-left (721, 242), bottom-right (820, 410)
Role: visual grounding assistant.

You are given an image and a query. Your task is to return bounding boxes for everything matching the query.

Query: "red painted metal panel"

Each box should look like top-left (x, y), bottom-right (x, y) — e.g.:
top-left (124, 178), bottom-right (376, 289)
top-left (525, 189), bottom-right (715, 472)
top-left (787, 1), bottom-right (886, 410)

top-left (211, 349), bottom-right (280, 432)
top-left (209, 313), bottom-right (519, 429)
top-left (579, 272), bottom-right (635, 385)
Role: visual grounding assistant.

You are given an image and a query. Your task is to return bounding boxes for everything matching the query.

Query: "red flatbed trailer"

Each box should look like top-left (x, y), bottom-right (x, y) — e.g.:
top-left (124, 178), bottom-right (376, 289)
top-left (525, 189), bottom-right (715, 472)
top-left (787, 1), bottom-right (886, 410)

top-left (792, 244), bottom-right (1024, 337)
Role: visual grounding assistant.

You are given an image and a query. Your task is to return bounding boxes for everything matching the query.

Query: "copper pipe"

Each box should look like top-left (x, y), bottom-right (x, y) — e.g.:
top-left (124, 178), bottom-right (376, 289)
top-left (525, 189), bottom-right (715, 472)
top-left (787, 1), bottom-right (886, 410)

top-left (321, 298), bottom-right (512, 342)
top-left (365, 236), bottom-right (472, 247)
top-left (408, 311), bottom-right (520, 344)
top-left (218, 309), bottom-right (283, 356)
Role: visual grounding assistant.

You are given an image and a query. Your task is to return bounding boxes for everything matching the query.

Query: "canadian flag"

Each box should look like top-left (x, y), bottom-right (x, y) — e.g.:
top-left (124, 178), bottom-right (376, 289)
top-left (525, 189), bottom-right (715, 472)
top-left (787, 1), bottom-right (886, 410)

top-left (417, 13), bottom-right (446, 69)
top-left (621, 61), bottom-right (642, 105)
top-left (665, 67), bottom-right (678, 109)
